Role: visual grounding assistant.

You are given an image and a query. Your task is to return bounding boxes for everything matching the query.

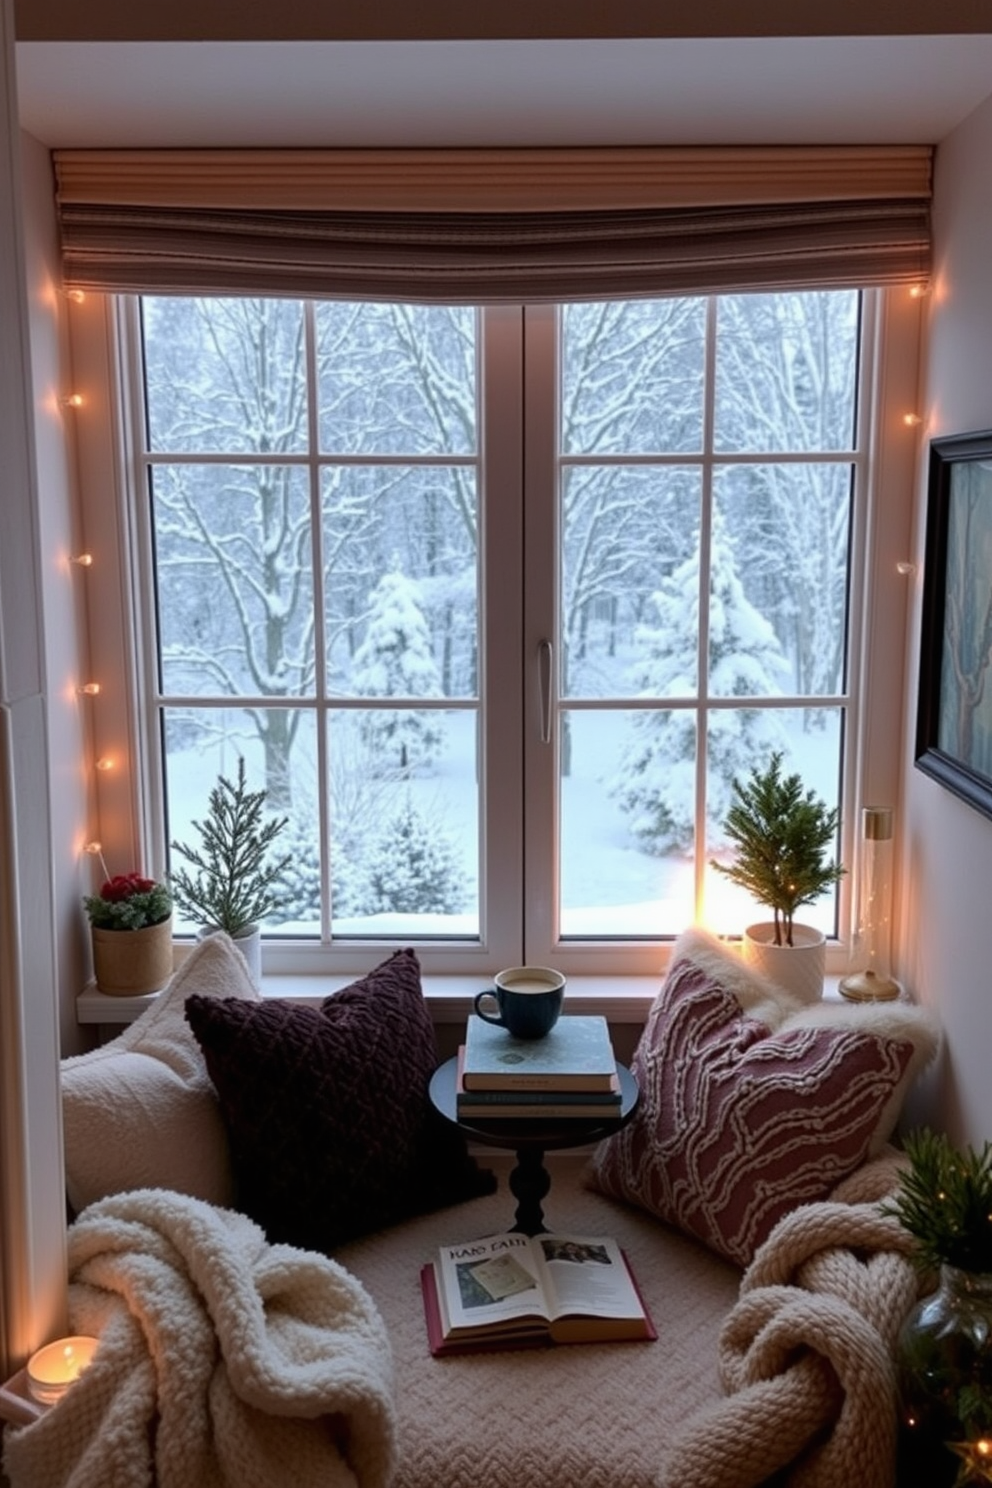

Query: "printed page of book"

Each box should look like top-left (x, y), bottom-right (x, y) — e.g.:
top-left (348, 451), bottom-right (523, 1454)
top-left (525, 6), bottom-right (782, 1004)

top-left (537, 1234), bottom-right (645, 1322)
top-left (435, 1233), bottom-right (552, 1335)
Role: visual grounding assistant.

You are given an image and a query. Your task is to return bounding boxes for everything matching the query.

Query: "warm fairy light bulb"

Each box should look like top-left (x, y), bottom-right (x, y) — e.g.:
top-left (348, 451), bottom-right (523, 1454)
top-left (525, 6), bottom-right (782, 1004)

top-left (909, 284), bottom-right (931, 299)
top-left (903, 413), bottom-right (922, 427)
top-left (95, 757), bottom-right (114, 772)
top-left (897, 561), bottom-right (916, 575)
top-left (84, 841), bottom-right (102, 855)
top-left (65, 288), bottom-right (86, 304)
top-left (77, 682), bottom-right (101, 696)
top-left (71, 553), bottom-right (93, 567)
top-left (61, 393), bottom-right (84, 409)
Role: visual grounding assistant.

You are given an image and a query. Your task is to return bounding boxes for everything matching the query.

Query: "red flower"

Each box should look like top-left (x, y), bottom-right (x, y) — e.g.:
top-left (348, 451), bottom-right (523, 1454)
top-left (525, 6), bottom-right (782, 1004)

top-left (100, 873), bottom-right (157, 902)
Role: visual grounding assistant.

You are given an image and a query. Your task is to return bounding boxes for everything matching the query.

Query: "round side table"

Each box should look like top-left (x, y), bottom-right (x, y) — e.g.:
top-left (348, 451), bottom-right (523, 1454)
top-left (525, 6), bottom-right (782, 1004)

top-left (429, 1057), bottom-right (639, 1236)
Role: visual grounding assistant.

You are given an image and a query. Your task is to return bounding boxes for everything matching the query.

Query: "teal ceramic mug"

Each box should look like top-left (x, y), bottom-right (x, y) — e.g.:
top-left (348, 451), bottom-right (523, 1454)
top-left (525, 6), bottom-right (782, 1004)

top-left (473, 966), bottom-right (565, 1039)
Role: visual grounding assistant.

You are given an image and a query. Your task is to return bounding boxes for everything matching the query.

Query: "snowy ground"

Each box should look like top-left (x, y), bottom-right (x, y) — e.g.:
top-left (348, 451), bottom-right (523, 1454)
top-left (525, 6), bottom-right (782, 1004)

top-left (164, 705), bottom-right (839, 941)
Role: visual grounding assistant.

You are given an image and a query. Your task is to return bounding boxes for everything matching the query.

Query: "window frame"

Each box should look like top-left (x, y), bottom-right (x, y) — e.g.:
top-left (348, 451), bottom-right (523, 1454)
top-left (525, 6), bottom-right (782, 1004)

top-left (69, 285), bottom-right (920, 983)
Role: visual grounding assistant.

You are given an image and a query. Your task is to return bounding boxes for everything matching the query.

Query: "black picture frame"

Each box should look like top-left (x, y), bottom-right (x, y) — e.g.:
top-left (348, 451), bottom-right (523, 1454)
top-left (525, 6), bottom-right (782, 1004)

top-left (915, 429), bottom-right (992, 820)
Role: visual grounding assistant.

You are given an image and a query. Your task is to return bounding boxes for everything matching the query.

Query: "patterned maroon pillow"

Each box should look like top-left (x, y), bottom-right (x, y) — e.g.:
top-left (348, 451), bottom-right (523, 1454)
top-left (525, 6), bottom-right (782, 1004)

top-left (590, 929), bottom-right (937, 1267)
top-left (185, 948), bottom-right (494, 1252)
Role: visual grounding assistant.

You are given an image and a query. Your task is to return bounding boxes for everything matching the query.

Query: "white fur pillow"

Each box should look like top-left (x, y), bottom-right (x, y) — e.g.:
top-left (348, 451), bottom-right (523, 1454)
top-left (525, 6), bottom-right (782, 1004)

top-left (62, 934), bottom-right (259, 1214)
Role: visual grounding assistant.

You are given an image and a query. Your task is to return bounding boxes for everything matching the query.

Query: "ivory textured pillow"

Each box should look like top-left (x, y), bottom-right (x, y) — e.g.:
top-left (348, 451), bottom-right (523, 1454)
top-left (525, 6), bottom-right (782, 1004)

top-left (62, 933), bottom-right (259, 1214)
top-left (589, 927), bottom-right (940, 1267)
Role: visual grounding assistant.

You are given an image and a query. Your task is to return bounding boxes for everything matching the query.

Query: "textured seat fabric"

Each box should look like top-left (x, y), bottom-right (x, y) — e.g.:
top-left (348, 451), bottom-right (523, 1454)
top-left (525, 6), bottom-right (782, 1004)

top-left (185, 947), bottom-right (495, 1251)
top-left (335, 1154), bottom-right (742, 1488)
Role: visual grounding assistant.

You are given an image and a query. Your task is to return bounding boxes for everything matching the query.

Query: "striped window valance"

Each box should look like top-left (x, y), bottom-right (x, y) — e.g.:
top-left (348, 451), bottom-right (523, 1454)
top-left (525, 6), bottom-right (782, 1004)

top-left (54, 146), bottom-right (933, 302)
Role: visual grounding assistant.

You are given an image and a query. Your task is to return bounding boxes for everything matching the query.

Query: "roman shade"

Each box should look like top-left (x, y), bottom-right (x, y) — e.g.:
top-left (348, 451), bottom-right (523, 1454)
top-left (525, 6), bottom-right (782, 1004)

top-left (54, 146), bottom-right (932, 302)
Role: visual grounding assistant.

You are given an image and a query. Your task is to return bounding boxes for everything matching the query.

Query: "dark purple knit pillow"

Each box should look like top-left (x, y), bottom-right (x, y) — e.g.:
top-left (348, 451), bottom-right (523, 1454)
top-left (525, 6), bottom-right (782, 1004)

top-left (185, 948), bottom-right (494, 1251)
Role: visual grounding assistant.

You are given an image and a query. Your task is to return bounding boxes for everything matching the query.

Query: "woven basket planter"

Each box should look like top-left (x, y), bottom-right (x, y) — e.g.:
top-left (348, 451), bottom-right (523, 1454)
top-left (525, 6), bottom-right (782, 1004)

top-left (91, 916), bottom-right (174, 996)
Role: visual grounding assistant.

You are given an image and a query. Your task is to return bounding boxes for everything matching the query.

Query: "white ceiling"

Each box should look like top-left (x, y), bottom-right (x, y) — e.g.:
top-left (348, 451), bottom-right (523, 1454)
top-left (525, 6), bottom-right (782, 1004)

top-left (15, 35), bottom-right (992, 149)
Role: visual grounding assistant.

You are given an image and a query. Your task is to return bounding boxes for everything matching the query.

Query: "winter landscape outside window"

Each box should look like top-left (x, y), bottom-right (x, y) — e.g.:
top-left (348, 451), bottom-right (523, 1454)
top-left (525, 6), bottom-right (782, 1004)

top-left (101, 289), bottom-right (873, 970)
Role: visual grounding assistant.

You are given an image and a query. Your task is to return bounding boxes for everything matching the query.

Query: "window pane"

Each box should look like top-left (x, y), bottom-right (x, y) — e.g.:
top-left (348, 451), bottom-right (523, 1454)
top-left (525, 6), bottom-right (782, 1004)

top-left (323, 467), bottom-right (477, 699)
top-left (560, 709), bottom-right (697, 937)
top-left (152, 464), bottom-right (315, 698)
top-left (328, 709), bottom-right (478, 936)
top-left (164, 706), bottom-right (318, 931)
top-left (705, 707), bottom-right (844, 935)
top-left (712, 464), bottom-right (852, 697)
top-left (315, 303), bottom-right (476, 456)
top-left (714, 291), bottom-right (859, 454)
top-left (561, 466), bottom-right (700, 700)
top-left (561, 298), bottom-right (706, 455)
top-left (144, 298), bottom-right (308, 455)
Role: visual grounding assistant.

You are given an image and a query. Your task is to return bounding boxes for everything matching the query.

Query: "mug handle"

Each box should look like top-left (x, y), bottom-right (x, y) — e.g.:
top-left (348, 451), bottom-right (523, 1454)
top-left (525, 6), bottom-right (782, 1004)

top-left (473, 989), bottom-right (505, 1026)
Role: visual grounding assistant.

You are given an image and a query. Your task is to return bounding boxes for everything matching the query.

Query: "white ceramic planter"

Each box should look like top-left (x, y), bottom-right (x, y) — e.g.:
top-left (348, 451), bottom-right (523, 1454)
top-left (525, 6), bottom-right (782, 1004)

top-left (196, 923), bottom-right (262, 987)
top-left (741, 921), bottom-right (826, 1004)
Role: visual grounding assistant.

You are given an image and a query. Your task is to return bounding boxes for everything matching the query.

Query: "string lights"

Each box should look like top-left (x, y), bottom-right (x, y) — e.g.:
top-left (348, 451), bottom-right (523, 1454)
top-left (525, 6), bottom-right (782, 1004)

top-left (60, 393), bottom-right (84, 410)
top-left (67, 422), bottom-right (115, 884)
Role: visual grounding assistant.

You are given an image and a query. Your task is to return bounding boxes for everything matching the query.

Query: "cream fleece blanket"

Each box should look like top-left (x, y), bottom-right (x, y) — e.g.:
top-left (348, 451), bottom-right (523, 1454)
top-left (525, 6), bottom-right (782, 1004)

top-left (659, 1150), bottom-right (922, 1488)
top-left (2, 1189), bottom-right (396, 1488)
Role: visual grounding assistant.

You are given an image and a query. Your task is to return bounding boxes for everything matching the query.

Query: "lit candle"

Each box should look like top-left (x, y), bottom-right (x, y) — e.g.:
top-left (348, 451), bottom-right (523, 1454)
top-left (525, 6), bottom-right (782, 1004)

top-left (26, 1336), bottom-right (98, 1405)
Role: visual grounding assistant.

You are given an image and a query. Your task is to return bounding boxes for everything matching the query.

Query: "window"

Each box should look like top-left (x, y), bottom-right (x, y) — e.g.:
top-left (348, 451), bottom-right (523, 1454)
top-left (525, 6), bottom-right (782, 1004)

top-left (76, 285), bottom-right (915, 978)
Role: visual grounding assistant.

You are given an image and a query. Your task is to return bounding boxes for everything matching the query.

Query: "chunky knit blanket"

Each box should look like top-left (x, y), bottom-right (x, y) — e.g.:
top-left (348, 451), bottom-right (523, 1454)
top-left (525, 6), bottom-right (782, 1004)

top-left (2, 1188), bottom-right (396, 1488)
top-left (659, 1151), bottom-right (922, 1488)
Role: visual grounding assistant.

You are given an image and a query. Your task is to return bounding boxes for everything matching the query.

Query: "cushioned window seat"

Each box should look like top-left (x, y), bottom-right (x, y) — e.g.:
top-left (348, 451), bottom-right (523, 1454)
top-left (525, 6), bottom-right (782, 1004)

top-left (336, 1152), bottom-right (740, 1488)
top-left (53, 929), bottom-right (940, 1488)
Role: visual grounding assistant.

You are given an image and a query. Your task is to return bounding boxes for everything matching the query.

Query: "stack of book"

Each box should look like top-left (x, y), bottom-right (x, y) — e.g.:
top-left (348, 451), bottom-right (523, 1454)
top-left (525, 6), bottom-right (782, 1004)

top-left (456, 1013), bottom-right (621, 1120)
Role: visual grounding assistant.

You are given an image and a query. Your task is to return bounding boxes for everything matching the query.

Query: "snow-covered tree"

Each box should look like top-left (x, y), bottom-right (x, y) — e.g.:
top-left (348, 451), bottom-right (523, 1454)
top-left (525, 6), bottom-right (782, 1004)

top-left (351, 565), bottom-right (444, 774)
top-left (359, 795), bottom-right (466, 916)
top-left (611, 513), bottom-right (790, 855)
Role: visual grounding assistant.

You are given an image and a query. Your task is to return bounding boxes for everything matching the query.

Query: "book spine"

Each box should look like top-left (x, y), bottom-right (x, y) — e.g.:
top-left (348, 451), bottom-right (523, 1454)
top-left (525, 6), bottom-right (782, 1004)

top-left (456, 1101), bottom-right (623, 1120)
top-left (461, 1073), bottom-right (618, 1093)
top-left (456, 1085), bottom-right (619, 1106)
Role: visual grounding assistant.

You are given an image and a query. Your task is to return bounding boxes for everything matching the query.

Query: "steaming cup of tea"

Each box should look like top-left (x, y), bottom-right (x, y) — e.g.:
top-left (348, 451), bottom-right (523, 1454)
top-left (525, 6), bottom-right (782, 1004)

top-left (473, 966), bottom-right (565, 1039)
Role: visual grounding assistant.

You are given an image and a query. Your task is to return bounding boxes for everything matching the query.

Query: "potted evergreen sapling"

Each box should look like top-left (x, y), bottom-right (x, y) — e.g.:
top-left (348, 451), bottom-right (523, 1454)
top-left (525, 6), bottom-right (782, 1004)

top-left (711, 751), bottom-right (845, 1002)
top-left (169, 757), bottom-right (291, 985)
top-left (885, 1129), bottom-right (992, 1487)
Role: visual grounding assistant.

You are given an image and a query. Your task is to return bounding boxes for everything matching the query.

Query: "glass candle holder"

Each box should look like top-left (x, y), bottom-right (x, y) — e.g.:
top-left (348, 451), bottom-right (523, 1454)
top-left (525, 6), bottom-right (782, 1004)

top-left (25, 1336), bottom-right (98, 1406)
top-left (840, 805), bottom-right (901, 1001)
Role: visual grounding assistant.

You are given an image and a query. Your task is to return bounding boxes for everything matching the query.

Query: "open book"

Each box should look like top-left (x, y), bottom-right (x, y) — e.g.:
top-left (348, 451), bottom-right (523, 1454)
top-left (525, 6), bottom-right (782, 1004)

top-left (421, 1230), bottom-right (656, 1355)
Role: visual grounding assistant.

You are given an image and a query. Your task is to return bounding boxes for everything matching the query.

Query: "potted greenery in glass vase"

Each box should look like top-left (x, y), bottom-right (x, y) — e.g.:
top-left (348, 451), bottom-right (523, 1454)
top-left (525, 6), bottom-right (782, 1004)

top-left (885, 1129), bottom-right (992, 1488)
top-left (84, 870), bottom-right (174, 996)
top-left (169, 757), bottom-right (291, 986)
top-left (710, 750), bottom-right (845, 1002)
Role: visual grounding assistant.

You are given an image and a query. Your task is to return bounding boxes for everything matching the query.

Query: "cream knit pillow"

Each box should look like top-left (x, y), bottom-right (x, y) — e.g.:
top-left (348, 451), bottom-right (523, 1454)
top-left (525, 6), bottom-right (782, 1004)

top-left (62, 933), bottom-right (259, 1213)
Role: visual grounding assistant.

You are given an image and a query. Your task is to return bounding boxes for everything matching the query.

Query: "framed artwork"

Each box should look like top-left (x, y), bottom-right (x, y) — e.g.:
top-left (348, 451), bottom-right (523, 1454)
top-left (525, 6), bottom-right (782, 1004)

top-left (915, 429), bottom-right (992, 820)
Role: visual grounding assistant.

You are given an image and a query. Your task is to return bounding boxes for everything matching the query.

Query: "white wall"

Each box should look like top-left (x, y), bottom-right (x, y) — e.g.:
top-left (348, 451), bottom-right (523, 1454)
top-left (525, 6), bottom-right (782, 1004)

top-left (900, 88), bottom-right (992, 1147)
top-left (20, 128), bottom-right (93, 1060)
top-left (0, 0), bottom-right (67, 1377)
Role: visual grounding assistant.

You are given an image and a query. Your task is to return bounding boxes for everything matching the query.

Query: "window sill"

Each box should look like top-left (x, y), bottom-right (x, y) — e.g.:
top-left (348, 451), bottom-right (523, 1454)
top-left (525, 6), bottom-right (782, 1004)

top-left (76, 971), bottom-right (851, 1027)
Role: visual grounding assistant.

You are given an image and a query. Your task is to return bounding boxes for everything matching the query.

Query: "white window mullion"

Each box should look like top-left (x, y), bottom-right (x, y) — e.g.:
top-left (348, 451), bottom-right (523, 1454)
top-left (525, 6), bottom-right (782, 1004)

top-left (473, 305), bottom-right (526, 972)
top-left (520, 303), bottom-right (560, 968)
top-left (694, 296), bottom-right (719, 922)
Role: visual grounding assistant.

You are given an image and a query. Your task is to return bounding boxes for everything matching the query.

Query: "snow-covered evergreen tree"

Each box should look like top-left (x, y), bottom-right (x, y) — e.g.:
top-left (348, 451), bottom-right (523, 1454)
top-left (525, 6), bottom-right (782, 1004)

top-left (360, 795), bottom-right (466, 916)
top-left (351, 565), bottom-right (443, 774)
top-left (611, 514), bottom-right (790, 855)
